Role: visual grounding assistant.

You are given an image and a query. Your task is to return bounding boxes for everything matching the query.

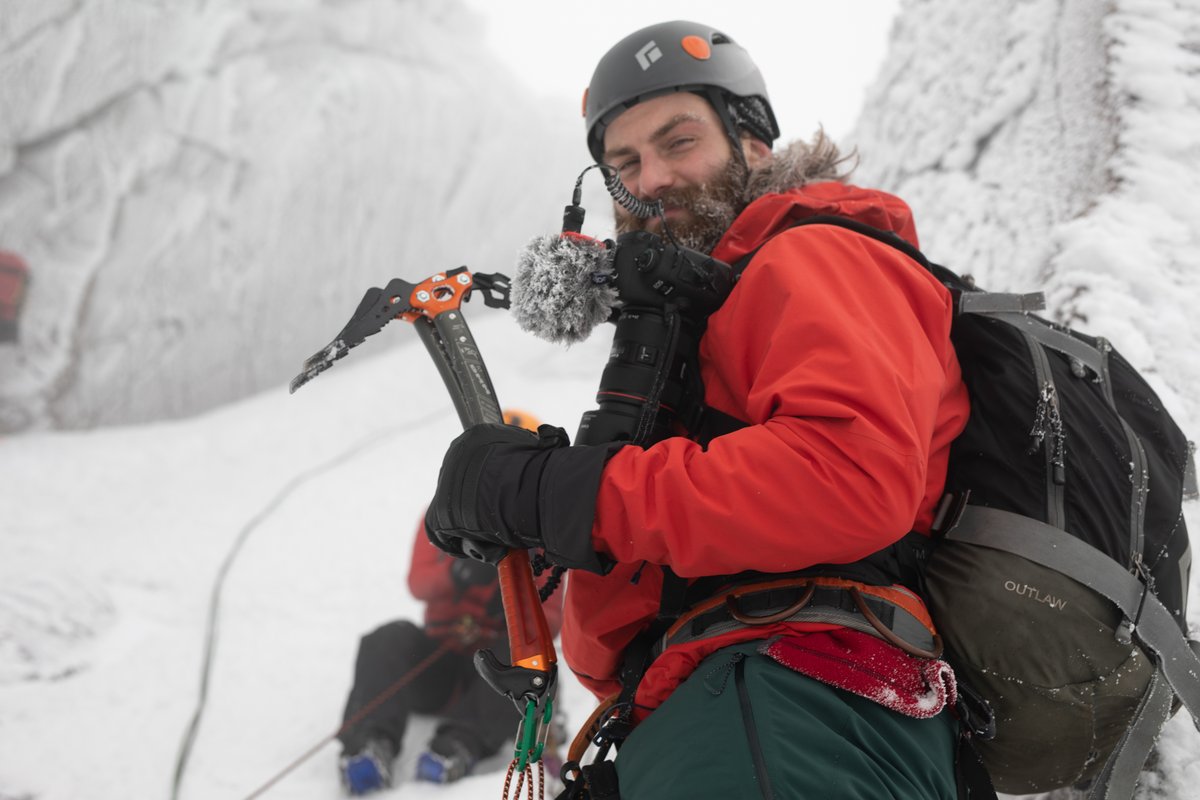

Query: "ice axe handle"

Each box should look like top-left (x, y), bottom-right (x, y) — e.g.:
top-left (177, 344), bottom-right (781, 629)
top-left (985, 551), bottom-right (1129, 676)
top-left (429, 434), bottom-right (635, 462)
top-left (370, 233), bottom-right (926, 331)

top-left (460, 538), bottom-right (551, 670)
top-left (497, 548), bottom-right (557, 671)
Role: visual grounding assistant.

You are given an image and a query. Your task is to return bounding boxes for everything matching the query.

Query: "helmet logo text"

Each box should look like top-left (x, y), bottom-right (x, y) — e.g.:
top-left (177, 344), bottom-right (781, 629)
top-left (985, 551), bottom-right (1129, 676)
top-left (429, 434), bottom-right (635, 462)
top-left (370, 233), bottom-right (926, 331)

top-left (635, 41), bottom-right (662, 71)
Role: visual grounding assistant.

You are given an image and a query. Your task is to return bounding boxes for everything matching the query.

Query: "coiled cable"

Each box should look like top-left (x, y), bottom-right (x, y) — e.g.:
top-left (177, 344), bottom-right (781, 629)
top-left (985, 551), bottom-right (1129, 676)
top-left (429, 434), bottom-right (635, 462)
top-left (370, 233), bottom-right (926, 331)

top-left (564, 163), bottom-right (680, 247)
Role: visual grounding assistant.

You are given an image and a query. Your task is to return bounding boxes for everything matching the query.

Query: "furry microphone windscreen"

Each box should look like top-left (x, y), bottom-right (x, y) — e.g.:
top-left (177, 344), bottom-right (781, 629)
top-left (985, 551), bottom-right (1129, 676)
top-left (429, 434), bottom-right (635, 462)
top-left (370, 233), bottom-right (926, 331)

top-left (511, 234), bottom-right (618, 345)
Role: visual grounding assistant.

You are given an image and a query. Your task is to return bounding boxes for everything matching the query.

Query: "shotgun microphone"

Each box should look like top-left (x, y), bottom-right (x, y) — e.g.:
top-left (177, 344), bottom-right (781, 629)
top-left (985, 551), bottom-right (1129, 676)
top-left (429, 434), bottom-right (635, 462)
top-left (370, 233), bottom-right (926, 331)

top-left (511, 232), bottom-right (618, 345)
top-left (511, 162), bottom-right (672, 345)
top-left (511, 165), bottom-right (735, 445)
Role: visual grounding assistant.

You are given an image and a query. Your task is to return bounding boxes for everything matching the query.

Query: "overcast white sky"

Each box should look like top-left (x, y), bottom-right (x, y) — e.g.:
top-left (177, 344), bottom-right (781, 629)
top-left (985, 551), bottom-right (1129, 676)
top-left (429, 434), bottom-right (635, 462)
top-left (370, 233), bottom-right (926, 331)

top-left (460, 1), bottom-right (902, 144)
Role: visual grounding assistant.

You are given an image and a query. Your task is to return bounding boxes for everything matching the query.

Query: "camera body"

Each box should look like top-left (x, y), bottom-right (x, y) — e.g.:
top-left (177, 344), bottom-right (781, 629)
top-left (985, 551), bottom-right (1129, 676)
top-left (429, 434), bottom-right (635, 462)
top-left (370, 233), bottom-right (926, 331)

top-left (604, 230), bottom-right (733, 316)
top-left (576, 231), bottom-right (734, 447)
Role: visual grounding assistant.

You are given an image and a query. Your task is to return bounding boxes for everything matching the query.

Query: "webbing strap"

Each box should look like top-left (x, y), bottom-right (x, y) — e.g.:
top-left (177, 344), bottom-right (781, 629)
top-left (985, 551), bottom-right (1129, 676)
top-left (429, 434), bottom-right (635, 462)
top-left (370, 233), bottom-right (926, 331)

top-left (984, 311), bottom-right (1107, 375)
top-left (729, 214), bottom-right (931, 280)
top-left (1087, 667), bottom-right (1175, 800)
top-left (957, 292), bottom-right (1045, 315)
top-left (945, 505), bottom-right (1200, 725)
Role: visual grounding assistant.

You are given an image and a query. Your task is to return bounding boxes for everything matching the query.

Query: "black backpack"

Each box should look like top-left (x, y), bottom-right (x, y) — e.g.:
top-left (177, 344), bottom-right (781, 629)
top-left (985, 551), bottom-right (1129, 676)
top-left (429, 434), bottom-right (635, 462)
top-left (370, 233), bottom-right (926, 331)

top-left (736, 216), bottom-right (1200, 798)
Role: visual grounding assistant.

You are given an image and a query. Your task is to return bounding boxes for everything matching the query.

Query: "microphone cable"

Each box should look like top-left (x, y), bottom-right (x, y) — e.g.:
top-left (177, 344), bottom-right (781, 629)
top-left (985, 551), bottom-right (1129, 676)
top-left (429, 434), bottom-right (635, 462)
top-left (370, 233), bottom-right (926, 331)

top-left (564, 164), bottom-right (681, 248)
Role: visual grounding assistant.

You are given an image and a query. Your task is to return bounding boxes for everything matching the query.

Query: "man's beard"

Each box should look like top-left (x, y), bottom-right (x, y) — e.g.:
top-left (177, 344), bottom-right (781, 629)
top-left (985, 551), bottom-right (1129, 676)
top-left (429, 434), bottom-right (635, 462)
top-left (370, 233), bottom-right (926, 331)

top-left (614, 156), bottom-right (749, 254)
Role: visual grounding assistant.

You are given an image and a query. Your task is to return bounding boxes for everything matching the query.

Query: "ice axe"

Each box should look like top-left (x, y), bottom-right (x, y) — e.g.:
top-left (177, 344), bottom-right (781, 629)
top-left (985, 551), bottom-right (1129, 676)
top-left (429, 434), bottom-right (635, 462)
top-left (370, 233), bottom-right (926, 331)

top-left (290, 266), bottom-right (558, 787)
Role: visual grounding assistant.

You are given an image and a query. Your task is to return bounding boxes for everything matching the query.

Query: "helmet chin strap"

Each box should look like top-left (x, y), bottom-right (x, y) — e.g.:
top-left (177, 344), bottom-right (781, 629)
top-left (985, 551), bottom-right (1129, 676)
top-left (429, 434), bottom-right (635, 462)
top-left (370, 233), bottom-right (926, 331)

top-left (704, 87), bottom-right (751, 171)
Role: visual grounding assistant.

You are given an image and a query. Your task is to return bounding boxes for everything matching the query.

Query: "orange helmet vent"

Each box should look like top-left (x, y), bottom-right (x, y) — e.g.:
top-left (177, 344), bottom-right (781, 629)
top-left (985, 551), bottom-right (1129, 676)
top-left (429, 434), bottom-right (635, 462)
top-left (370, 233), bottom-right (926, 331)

top-left (680, 35), bottom-right (711, 60)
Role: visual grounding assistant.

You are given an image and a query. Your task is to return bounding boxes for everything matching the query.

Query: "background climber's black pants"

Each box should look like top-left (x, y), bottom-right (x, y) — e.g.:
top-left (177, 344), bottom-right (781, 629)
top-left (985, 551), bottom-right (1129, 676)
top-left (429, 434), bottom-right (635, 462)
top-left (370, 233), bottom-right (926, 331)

top-left (338, 620), bottom-right (515, 761)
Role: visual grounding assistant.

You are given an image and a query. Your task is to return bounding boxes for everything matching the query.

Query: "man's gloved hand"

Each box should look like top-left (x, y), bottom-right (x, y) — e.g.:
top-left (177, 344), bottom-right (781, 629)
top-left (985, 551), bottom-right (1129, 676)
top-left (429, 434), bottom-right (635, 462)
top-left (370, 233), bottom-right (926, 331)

top-left (425, 422), bottom-right (620, 573)
top-left (449, 556), bottom-right (496, 590)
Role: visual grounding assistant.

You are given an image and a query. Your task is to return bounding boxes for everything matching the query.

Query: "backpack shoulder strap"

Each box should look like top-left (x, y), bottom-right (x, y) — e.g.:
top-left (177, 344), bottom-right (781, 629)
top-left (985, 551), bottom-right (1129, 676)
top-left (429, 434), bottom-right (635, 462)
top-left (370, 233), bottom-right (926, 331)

top-left (731, 215), bottom-right (1049, 322)
top-left (699, 214), bottom-right (959, 448)
top-left (730, 214), bottom-right (933, 278)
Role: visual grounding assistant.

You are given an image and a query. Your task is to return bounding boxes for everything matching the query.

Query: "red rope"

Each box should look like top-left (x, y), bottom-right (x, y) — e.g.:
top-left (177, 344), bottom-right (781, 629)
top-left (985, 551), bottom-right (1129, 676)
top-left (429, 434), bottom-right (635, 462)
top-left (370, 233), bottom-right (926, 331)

top-left (502, 758), bottom-right (546, 800)
top-left (240, 637), bottom-right (454, 800)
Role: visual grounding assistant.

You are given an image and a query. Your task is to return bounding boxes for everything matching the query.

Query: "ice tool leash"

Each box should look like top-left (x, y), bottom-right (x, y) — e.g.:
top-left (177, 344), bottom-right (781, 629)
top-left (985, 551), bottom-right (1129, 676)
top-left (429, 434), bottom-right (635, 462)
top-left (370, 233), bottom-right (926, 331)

top-left (291, 266), bottom-right (558, 799)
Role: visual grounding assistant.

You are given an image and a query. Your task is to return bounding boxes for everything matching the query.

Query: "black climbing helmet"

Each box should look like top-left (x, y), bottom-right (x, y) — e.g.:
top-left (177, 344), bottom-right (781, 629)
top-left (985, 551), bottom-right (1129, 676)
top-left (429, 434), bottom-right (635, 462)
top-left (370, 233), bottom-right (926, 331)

top-left (582, 20), bottom-right (780, 163)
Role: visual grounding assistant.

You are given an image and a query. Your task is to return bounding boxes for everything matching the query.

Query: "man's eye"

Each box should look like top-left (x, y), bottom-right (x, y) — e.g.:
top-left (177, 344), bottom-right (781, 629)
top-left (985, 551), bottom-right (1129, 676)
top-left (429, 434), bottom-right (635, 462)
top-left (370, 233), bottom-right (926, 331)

top-left (617, 159), bottom-right (639, 174)
top-left (667, 137), bottom-right (695, 150)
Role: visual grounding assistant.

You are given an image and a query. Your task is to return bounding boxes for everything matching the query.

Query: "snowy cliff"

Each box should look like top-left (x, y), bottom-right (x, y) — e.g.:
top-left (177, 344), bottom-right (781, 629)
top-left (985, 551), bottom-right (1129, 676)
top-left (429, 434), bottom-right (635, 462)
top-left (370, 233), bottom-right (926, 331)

top-left (851, 0), bottom-right (1200, 433)
top-left (0, 0), bottom-right (581, 432)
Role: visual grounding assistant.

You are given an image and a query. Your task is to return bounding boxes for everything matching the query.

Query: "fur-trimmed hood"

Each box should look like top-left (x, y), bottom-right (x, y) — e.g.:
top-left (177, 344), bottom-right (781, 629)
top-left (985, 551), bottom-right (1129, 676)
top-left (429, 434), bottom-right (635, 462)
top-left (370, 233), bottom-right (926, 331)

top-left (714, 141), bottom-right (920, 264)
top-left (743, 135), bottom-right (855, 201)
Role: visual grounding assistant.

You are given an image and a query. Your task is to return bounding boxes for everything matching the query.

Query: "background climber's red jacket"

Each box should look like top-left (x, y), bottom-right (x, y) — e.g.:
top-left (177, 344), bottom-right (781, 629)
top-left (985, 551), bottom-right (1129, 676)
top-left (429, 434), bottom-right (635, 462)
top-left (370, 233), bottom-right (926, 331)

top-left (561, 182), bottom-right (970, 714)
top-left (408, 526), bottom-right (564, 648)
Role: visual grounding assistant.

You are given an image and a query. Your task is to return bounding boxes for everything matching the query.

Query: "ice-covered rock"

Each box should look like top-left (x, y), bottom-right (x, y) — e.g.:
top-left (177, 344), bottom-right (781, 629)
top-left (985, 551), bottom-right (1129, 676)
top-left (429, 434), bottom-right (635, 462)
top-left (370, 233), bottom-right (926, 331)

top-left (0, 0), bottom-right (583, 432)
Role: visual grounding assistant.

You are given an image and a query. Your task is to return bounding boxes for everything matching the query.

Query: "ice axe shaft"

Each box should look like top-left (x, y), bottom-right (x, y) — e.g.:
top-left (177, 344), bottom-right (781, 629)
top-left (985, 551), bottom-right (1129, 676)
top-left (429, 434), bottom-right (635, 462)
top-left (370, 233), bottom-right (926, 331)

top-left (402, 278), bottom-right (555, 678)
top-left (289, 266), bottom-right (555, 685)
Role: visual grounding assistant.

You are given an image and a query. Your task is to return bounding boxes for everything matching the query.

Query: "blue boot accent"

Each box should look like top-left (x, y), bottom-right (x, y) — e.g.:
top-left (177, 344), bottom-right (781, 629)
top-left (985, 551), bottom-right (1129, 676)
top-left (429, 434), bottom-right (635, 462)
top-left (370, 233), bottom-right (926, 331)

top-left (338, 738), bottom-right (394, 795)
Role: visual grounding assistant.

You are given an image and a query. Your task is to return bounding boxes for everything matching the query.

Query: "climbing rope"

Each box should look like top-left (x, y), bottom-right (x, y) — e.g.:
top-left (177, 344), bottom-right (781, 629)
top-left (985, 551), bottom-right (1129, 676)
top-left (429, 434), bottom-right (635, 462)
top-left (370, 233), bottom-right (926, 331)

top-left (503, 758), bottom-right (546, 800)
top-left (240, 637), bottom-right (453, 800)
top-left (170, 409), bottom-right (442, 800)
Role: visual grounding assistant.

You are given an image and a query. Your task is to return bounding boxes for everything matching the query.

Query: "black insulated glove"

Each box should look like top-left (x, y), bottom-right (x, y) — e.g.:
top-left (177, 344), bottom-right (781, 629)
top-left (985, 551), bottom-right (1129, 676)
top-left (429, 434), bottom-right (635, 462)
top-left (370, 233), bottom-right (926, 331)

top-left (425, 422), bottom-right (620, 573)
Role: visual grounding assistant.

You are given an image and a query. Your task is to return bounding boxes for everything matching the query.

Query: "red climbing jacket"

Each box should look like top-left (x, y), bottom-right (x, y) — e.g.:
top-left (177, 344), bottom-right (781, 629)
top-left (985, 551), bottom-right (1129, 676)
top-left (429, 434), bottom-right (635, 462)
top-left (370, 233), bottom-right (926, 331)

top-left (561, 182), bottom-right (970, 717)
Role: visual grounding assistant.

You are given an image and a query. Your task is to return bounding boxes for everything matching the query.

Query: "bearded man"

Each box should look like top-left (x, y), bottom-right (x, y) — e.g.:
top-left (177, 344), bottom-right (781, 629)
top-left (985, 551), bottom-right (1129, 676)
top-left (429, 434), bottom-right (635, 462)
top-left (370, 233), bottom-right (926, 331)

top-left (425, 20), bottom-right (974, 800)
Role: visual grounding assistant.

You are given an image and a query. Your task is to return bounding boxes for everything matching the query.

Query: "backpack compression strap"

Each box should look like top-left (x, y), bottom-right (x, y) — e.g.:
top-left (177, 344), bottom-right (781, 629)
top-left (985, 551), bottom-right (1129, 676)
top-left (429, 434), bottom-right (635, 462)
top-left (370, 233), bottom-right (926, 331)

top-left (946, 505), bottom-right (1200, 800)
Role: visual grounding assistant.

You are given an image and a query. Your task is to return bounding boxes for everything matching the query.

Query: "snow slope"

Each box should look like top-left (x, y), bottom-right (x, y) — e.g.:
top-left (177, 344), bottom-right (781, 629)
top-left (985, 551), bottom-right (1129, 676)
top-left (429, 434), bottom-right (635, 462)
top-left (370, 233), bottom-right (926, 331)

top-left (0, 312), bottom-right (611, 799)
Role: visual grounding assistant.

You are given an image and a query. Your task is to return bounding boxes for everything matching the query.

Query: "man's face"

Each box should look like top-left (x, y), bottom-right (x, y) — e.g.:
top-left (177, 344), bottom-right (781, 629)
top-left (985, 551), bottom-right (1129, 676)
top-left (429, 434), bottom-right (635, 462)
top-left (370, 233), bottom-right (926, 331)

top-left (602, 92), bottom-right (747, 253)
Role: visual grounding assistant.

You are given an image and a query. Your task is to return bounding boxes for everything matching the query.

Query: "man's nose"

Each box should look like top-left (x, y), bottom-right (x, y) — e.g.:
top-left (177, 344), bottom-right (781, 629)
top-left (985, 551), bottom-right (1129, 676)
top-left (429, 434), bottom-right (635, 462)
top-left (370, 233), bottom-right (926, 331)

top-left (635, 153), bottom-right (675, 200)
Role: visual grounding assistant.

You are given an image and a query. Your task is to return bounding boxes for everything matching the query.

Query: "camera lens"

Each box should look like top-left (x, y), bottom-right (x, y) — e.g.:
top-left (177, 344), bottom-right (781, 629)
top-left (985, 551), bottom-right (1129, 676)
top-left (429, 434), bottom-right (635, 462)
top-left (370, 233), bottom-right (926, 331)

top-left (576, 309), bottom-right (685, 446)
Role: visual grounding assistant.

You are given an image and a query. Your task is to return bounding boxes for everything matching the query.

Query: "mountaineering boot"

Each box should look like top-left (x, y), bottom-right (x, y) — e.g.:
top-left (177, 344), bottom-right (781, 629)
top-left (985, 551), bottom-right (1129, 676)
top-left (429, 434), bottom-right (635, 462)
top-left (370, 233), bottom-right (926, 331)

top-left (338, 737), bottom-right (397, 795)
top-left (415, 733), bottom-right (477, 784)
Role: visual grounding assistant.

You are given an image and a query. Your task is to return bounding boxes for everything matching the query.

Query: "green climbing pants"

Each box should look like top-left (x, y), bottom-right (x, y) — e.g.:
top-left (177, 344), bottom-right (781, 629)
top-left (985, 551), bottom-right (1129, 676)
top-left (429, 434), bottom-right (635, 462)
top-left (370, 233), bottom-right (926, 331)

top-left (614, 641), bottom-right (959, 799)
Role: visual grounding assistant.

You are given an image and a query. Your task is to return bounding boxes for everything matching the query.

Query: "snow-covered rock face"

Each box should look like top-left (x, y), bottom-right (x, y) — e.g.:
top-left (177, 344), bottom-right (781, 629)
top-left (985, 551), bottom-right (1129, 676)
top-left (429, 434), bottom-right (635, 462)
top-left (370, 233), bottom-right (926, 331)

top-left (851, 0), bottom-right (1116, 291)
top-left (851, 0), bottom-right (1200, 431)
top-left (0, 0), bottom-right (584, 432)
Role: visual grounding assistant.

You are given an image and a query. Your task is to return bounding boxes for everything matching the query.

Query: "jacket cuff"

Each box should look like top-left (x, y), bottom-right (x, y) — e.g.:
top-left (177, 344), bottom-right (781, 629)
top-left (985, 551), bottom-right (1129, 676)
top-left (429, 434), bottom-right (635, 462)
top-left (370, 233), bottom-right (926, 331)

top-left (538, 443), bottom-right (624, 574)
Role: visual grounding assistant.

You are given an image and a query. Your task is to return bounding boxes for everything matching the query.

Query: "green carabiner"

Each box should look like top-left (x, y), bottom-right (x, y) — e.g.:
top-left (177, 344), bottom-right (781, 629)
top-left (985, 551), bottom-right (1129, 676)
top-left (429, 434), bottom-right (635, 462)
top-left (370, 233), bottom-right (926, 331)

top-left (513, 696), bottom-right (556, 771)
